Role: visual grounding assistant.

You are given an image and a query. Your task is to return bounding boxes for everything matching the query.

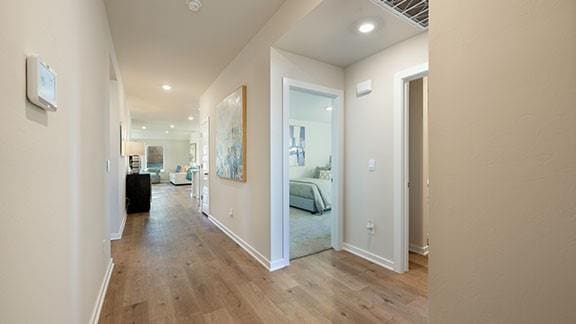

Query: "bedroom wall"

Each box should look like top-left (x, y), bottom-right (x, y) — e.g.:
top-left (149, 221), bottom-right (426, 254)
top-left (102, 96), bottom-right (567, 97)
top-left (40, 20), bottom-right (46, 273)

top-left (288, 119), bottom-right (331, 179)
top-left (429, 0), bottom-right (576, 322)
top-left (343, 32), bottom-right (428, 266)
top-left (288, 89), bottom-right (333, 179)
top-left (0, 0), bottom-right (123, 322)
top-left (198, 0), bottom-right (325, 264)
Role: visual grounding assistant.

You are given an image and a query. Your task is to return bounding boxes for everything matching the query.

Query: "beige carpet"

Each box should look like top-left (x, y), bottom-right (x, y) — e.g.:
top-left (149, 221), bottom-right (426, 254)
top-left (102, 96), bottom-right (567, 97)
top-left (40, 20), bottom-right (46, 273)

top-left (290, 207), bottom-right (331, 259)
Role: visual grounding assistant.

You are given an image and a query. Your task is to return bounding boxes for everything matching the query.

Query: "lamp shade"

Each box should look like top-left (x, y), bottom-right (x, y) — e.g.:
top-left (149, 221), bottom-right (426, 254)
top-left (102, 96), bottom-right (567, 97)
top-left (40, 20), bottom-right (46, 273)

top-left (126, 141), bottom-right (145, 156)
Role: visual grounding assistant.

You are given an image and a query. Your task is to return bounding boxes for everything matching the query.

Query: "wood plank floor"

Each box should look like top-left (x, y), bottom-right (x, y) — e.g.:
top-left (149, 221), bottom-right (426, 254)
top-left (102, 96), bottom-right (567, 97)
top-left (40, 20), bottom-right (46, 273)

top-left (100, 184), bottom-right (428, 323)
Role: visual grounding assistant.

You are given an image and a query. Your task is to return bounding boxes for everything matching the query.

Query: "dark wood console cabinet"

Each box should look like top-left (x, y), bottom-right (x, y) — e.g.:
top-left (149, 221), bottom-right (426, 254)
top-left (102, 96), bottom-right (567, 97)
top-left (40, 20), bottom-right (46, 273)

top-left (126, 173), bottom-right (151, 213)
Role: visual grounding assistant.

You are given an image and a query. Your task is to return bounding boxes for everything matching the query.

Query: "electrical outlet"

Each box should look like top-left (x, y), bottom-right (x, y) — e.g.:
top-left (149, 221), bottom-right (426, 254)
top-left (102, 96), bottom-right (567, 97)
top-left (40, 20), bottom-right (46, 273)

top-left (228, 209), bottom-right (234, 217)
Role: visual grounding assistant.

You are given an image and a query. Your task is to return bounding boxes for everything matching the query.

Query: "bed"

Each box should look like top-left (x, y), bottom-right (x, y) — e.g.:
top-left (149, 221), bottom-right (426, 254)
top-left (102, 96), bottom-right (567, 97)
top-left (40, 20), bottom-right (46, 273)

top-left (289, 178), bottom-right (331, 214)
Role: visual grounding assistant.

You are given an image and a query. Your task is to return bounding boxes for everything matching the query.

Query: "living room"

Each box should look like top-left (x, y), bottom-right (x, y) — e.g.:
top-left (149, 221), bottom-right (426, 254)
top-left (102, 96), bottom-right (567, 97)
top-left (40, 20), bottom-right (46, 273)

top-left (130, 118), bottom-right (199, 188)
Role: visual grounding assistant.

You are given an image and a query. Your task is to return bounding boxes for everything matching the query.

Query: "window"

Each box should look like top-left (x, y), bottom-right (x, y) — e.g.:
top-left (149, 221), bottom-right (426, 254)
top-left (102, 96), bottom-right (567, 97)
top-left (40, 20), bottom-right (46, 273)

top-left (145, 145), bottom-right (164, 170)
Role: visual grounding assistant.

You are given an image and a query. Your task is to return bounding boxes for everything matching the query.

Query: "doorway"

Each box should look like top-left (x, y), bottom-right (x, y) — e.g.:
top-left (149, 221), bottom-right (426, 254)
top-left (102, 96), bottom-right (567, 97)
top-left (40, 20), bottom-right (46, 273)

top-left (408, 77), bottom-right (429, 272)
top-left (200, 118), bottom-right (210, 215)
top-left (282, 78), bottom-right (343, 263)
top-left (393, 63), bottom-right (429, 273)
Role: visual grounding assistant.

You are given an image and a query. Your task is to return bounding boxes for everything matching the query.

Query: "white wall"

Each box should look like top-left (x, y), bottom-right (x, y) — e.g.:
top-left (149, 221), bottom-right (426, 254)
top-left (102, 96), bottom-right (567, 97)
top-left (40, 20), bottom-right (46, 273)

top-left (343, 33), bottom-right (428, 266)
top-left (0, 0), bottom-right (122, 322)
top-left (108, 77), bottom-right (131, 240)
top-left (430, 0), bottom-right (576, 322)
top-left (135, 139), bottom-right (191, 181)
top-left (288, 119), bottom-right (331, 179)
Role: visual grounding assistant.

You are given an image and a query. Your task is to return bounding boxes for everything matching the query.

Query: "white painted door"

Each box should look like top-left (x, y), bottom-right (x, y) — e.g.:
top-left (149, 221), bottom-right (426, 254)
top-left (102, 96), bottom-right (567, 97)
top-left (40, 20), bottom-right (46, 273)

top-left (200, 119), bottom-right (210, 215)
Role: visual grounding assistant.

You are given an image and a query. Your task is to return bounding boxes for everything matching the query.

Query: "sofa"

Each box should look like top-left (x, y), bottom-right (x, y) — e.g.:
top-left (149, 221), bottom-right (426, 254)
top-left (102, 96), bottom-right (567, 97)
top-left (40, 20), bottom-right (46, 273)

top-left (145, 168), bottom-right (162, 184)
top-left (169, 165), bottom-right (191, 185)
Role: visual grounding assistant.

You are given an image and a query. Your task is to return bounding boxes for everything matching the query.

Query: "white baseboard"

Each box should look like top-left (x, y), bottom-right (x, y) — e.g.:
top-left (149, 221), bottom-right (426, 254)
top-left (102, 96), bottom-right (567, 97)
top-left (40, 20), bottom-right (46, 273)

top-left (342, 243), bottom-right (395, 271)
top-left (207, 215), bottom-right (283, 272)
top-left (110, 213), bottom-right (127, 241)
top-left (90, 258), bottom-right (114, 324)
top-left (269, 258), bottom-right (289, 271)
top-left (409, 244), bottom-right (429, 256)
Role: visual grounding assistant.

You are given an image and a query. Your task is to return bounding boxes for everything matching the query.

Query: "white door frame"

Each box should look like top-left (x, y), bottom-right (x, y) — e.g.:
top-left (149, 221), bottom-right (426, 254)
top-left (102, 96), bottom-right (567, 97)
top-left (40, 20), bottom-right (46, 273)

top-left (200, 118), bottom-right (210, 215)
top-left (393, 63), bottom-right (429, 273)
top-left (281, 78), bottom-right (344, 267)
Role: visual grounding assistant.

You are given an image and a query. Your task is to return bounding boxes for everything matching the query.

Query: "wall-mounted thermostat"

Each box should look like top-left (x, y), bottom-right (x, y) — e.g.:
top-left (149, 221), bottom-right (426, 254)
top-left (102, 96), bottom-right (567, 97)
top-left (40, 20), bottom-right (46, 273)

top-left (27, 55), bottom-right (58, 111)
top-left (356, 79), bottom-right (372, 97)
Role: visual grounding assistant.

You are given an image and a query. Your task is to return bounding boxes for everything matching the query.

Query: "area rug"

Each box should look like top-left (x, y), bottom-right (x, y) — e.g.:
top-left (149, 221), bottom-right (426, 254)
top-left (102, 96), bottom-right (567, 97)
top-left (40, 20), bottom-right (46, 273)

top-left (290, 207), bottom-right (331, 259)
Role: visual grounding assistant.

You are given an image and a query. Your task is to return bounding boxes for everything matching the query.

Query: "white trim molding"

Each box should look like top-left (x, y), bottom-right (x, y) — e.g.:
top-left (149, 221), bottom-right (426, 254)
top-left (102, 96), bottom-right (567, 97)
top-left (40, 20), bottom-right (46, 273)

top-left (278, 78), bottom-right (344, 268)
top-left (110, 213), bottom-right (127, 240)
top-left (343, 243), bottom-right (395, 271)
top-left (409, 244), bottom-right (430, 256)
top-left (393, 62), bottom-right (429, 273)
top-left (207, 215), bottom-right (287, 272)
top-left (90, 259), bottom-right (114, 324)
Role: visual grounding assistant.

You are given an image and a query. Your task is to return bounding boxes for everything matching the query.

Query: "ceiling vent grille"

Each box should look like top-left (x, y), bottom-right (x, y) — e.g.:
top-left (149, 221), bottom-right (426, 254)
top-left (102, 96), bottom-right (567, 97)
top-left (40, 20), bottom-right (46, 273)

top-left (370, 0), bottom-right (429, 29)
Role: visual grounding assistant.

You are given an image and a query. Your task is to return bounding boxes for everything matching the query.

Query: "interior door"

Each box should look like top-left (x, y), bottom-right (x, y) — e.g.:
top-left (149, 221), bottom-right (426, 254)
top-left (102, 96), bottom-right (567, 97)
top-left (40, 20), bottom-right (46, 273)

top-left (200, 118), bottom-right (210, 215)
top-left (408, 78), bottom-right (427, 252)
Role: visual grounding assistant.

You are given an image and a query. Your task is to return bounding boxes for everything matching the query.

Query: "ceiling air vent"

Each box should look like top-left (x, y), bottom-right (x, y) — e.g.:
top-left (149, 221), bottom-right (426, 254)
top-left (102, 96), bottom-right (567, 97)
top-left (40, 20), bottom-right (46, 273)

top-left (370, 0), bottom-right (429, 29)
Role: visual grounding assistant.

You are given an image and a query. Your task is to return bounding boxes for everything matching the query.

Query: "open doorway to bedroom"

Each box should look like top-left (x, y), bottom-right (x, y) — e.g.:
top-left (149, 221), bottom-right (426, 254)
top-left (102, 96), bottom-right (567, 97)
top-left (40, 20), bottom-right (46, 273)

top-left (283, 79), bottom-right (343, 261)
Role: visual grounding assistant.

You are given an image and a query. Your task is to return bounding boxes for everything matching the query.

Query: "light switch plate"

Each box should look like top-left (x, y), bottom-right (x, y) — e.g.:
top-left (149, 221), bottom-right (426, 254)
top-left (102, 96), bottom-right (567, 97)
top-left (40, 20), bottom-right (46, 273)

top-left (368, 159), bottom-right (376, 172)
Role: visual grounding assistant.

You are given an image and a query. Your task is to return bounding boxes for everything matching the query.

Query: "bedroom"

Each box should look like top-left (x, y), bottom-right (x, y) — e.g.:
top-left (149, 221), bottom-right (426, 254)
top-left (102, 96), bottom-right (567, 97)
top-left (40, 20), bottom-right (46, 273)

top-left (288, 87), bottom-right (336, 259)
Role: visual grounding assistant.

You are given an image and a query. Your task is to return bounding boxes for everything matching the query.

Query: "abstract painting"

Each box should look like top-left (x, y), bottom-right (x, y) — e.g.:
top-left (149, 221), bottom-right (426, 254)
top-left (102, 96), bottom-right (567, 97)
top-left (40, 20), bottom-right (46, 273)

top-left (289, 125), bottom-right (306, 167)
top-left (216, 86), bottom-right (247, 182)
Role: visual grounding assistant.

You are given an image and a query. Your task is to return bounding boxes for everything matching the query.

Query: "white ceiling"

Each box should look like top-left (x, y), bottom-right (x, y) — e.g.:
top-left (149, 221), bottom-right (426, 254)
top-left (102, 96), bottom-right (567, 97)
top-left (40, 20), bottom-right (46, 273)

top-left (104, 0), bottom-right (286, 128)
top-left (275, 0), bottom-right (424, 67)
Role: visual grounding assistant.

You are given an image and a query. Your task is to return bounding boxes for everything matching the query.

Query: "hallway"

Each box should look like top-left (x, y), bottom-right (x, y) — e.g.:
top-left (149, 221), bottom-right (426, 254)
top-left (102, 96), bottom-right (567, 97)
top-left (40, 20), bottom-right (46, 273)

top-left (100, 185), bottom-right (427, 323)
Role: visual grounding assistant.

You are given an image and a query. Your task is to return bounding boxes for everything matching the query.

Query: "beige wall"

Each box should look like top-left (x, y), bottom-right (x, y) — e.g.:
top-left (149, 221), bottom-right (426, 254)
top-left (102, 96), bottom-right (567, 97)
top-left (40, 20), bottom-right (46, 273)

top-left (343, 33), bottom-right (428, 264)
top-left (429, 0), bottom-right (576, 322)
top-left (0, 0), bottom-right (122, 322)
top-left (199, 0), bottom-right (324, 261)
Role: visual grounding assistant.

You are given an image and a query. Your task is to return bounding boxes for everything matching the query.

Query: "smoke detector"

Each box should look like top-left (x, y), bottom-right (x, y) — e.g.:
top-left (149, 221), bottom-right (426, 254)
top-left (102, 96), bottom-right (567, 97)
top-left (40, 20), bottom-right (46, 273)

top-left (187, 0), bottom-right (202, 12)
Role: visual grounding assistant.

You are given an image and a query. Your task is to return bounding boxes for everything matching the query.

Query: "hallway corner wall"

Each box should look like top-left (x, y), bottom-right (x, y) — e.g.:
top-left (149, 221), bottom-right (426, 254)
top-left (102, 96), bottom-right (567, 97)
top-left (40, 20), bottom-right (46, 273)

top-left (343, 32), bottom-right (429, 267)
top-left (429, 0), bottom-right (576, 322)
top-left (270, 48), bottom-right (345, 262)
top-left (0, 0), bottom-right (127, 323)
top-left (198, 0), bottom-right (324, 265)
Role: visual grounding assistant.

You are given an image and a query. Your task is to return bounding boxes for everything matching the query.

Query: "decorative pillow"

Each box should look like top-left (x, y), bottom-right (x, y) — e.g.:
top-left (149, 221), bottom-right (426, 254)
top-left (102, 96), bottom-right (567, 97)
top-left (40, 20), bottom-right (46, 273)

top-left (318, 170), bottom-right (331, 180)
top-left (175, 165), bottom-right (182, 172)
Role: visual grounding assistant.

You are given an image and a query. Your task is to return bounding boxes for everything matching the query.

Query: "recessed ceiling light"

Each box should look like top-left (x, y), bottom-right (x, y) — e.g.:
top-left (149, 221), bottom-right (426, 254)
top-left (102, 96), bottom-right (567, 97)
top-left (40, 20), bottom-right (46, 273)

top-left (358, 22), bottom-right (376, 33)
top-left (165, 131), bottom-right (169, 134)
top-left (142, 126), bottom-right (147, 130)
top-left (170, 125), bottom-right (175, 129)
top-left (188, 116), bottom-right (194, 121)
top-left (326, 106), bottom-right (333, 111)
top-left (162, 84), bottom-right (172, 91)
